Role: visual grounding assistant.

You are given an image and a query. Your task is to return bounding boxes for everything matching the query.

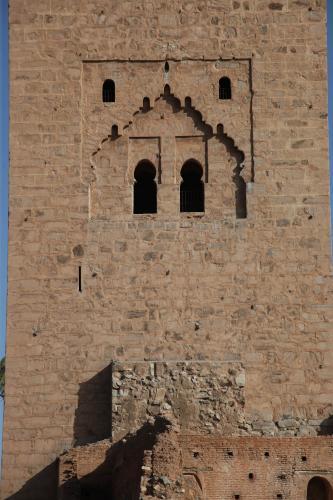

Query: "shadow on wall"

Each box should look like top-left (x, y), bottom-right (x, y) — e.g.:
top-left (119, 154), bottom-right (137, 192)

top-left (4, 365), bottom-right (112, 500)
top-left (5, 461), bottom-right (58, 500)
top-left (319, 415), bottom-right (333, 435)
top-left (74, 364), bottom-right (111, 446)
top-left (59, 417), bottom-right (170, 500)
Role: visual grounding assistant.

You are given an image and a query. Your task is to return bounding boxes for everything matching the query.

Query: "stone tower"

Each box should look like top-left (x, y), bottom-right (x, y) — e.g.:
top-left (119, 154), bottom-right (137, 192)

top-left (2, 1), bottom-right (333, 499)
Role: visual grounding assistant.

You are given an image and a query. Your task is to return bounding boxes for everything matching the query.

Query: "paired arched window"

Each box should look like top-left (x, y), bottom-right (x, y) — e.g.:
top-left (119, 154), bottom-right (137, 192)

top-left (180, 160), bottom-right (204, 213)
top-left (133, 159), bottom-right (204, 214)
top-left (133, 160), bottom-right (157, 214)
top-left (307, 477), bottom-right (333, 500)
top-left (103, 79), bottom-right (115, 103)
top-left (219, 77), bottom-right (232, 100)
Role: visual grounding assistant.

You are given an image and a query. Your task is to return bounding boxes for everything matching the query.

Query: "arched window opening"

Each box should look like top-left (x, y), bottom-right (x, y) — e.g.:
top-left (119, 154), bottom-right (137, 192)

top-left (164, 84), bottom-right (170, 96)
top-left (180, 160), bottom-right (204, 213)
top-left (235, 174), bottom-right (247, 219)
top-left (142, 97), bottom-right (150, 112)
top-left (185, 96), bottom-right (192, 109)
top-left (103, 79), bottom-right (115, 103)
top-left (111, 125), bottom-right (118, 138)
top-left (219, 77), bottom-right (232, 100)
top-left (217, 123), bottom-right (224, 135)
top-left (164, 61), bottom-right (169, 73)
top-left (133, 160), bottom-right (157, 214)
top-left (216, 123), bottom-right (246, 218)
top-left (307, 477), bottom-right (333, 500)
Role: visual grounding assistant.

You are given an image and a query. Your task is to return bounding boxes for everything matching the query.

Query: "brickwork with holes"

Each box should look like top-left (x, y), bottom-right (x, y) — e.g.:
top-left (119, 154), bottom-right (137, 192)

top-left (180, 435), bottom-right (333, 500)
top-left (58, 424), bottom-right (333, 500)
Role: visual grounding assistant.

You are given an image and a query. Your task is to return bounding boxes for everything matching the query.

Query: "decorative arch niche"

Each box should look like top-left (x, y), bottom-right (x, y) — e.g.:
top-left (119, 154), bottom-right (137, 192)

top-left (89, 86), bottom-right (247, 219)
top-left (183, 472), bottom-right (204, 499)
top-left (307, 477), bottom-right (333, 500)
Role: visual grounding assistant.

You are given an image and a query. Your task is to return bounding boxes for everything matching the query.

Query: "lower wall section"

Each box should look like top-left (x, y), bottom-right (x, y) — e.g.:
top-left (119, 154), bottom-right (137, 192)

top-left (58, 420), bottom-right (333, 500)
top-left (181, 435), bottom-right (333, 500)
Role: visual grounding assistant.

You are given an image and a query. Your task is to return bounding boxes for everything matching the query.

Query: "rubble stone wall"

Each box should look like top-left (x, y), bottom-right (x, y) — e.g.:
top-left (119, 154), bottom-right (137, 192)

top-left (111, 361), bottom-right (246, 440)
top-left (111, 361), bottom-right (331, 439)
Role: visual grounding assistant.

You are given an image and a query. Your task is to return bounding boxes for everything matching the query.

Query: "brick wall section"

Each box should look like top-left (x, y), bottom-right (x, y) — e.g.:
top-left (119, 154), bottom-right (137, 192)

top-left (58, 429), bottom-right (333, 500)
top-left (180, 435), bottom-right (333, 500)
top-left (58, 440), bottom-right (111, 500)
top-left (3, 0), bottom-right (333, 497)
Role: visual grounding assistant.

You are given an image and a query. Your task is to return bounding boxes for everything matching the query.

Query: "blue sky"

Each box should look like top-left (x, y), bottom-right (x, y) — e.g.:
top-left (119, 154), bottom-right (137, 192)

top-left (329, 2), bottom-right (333, 227)
top-left (0, 0), bottom-right (8, 459)
top-left (0, 1), bottom-right (332, 464)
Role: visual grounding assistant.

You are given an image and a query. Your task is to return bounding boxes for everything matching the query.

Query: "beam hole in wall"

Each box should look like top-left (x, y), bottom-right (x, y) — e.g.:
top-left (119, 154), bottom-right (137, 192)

top-left (133, 160), bottom-right (157, 214)
top-left (180, 159), bottom-right (204, 213)
top-left (264, 451), bottom-right (270, 458)
top-left (219, 76), bottom-right (232, 100)
top-left (307, 476), bottom-right (333, 500)
top-left (248, 473), bottom-right (254, 480)
top-left (226, 450), bottom-right (234, 458)
top-left (302, 455), bottom-right (307, 462)
top-left (277, 494), bottom-right (283, 499)
top-left (234, 495), bottom-right (240, 499)
top-left (102, 79), bottom-right (115, 103)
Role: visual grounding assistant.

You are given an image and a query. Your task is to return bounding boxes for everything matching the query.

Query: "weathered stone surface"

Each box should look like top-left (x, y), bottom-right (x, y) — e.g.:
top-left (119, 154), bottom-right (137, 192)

top-left (2, 0), bottom-right (333, 498)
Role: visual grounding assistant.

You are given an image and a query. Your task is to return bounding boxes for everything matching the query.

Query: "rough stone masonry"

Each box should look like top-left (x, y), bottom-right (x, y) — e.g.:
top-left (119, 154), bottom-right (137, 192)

top-left (2, 0), bottom-right (333, 499)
